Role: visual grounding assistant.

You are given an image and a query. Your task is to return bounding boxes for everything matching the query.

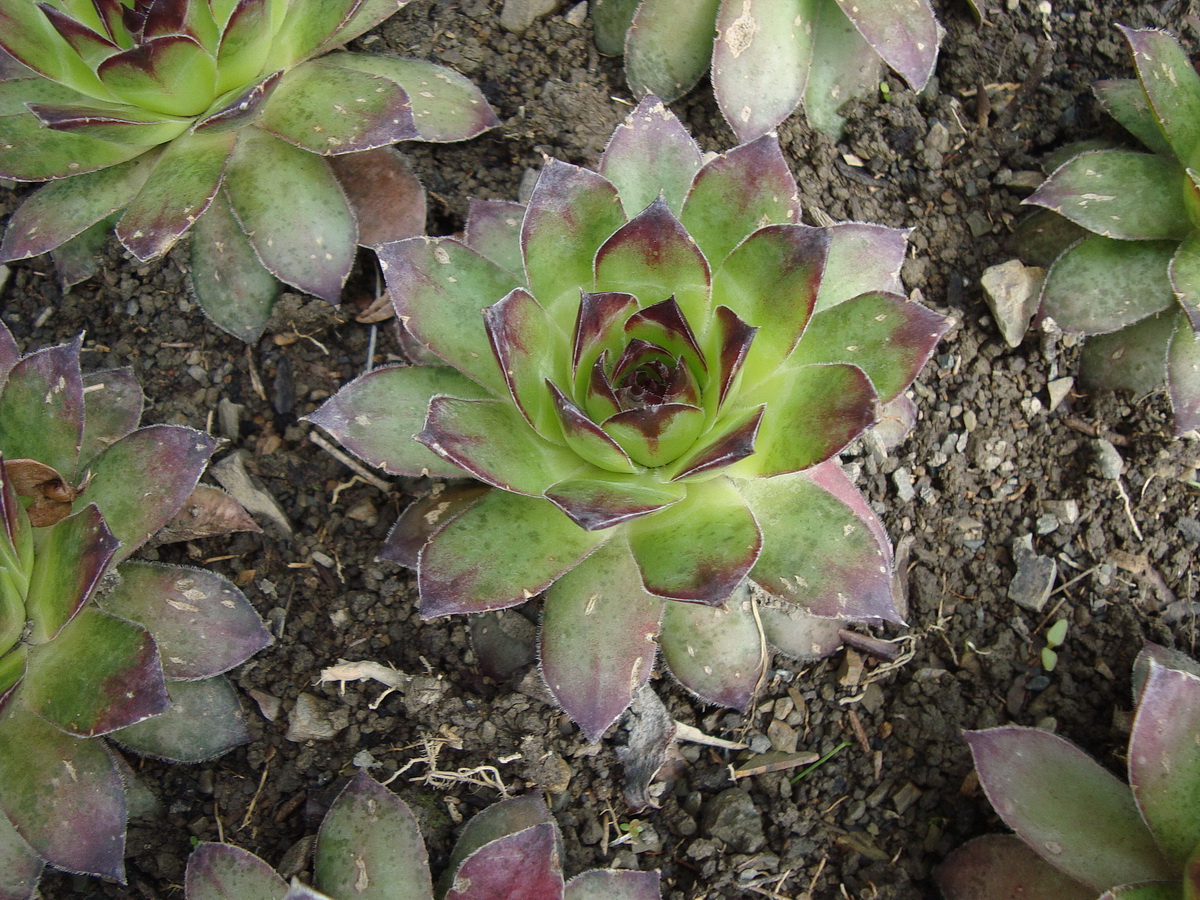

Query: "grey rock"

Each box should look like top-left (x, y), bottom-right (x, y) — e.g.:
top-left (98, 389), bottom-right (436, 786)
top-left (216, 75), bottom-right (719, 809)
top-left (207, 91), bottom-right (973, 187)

top-left (1180, 516), bottom-right (1200, 543)
top-left (565, 1), bottom-right (588, 25)
top-left (1043, 499), bottom-right (1079, 525)
top-left (1091, 439), bottom-right (1125, 480)
top-left (704, 788), bottom-right (765, 853)
top-left (1008, 534), bottom-right (1057, 613)
top-left (501, 0), bottom-right (558, 34)
top-left (980, 259), bottom-right (1045, 348)
top-left (892, 466), bottom-right (915, 502)
top-left (1047, 376), bottom-right (1074, 412)
top-left (286, 693), bottom-right (349, 742)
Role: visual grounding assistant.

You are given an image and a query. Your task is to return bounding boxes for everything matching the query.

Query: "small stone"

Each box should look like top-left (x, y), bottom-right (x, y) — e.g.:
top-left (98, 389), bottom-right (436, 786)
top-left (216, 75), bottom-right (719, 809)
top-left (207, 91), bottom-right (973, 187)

top-left (346, 498), bottom-right (378, 525)
top-left (892, 782), bottom-right (922, 816)
top-left (248, 689), bottom-right (281, 722)
top-left (1043, 499), bottom-right (1079, 524)
top-left (218, 397), bottom-right (243, 441)
top-left (500, 0), bottom-right (557, 34)
top-left (565, 1), bottom-right (588, 25)
top-left (1047, 376), bottom-right (1074, 412)
top-left (966, 211), bottom-right (992, 238)
top-left (892, 467), bottom-right (915, 502)
top-left (286, 693), bottom-right (349, 742)
top-left (311, 550), bottom-right (334, 568)
top-left (1008, 534), bottom-right (1057, 613)
top-left (980, 260), bottom-right (1045, 347)
top-left (1179, 516), bottom-right (1200, 542)
top-left (767, 719), bottom-right (798, 753)
top-left (1035, 514), bottom-right (1059, 535)
top-left (747, 733), bottom-right (772, 754)
top-left (704, 788), bottom-right (765, 853)
top-left (1091, 439), bottom-right (1125, 480)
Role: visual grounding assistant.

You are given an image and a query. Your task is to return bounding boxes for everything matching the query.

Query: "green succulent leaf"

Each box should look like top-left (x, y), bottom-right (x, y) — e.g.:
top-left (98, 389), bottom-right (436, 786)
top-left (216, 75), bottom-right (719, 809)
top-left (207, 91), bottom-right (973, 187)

top-left (0, 77), bottom-right (86, 117)
top-left (712, 0), bottom-right (812, 142)
top-left (263, 0), bottom-right (358, 70)
top-left (592, 0), bottom-right (638, 55)
top-left (417, 490), bottom-right (608, 618)
top-left (659, 583), bottom-right (766, 709)
top-left (465, 199), bottom-right (525, 276)
top-left (600, 94), bottom-right (705, 216)
top-left (1026, 150), bottom-right (1191, 241)
top-left (0, 106), bottom-right (147, 180)
top-left (109, 676), bottom-right (249, 763)
top-left (565, 870), bottom-right (663, 900)
top-left (25, 503), bottom-right (118, 643)
top-left (379, 237), bottom-right (516, 393)
top-left (1040, 235), bottom-right (1176, 334)
top-left (189, 187), bottom-right (280, 342)
top-left (1079, 311), bottom-right (1174, 396)
top-left (623, 0), bottom-right (721, 104)
top-left (115, 129), bottom-right (235, 261)
top-left (540, 535), bottom-right (663, 741)
top-left (703, 304), bottom-right (756, 412)
top-left (323, 0), bottom-right (419, 50)
top-left (0, 809), bottom-right (42, 900)
top-left (99, 562), bottom-right (271, 680)
top-left (22, 606), bottom-right (168, 737)
top-left (79, 368), bottom-right (144, 467)
top-left (314, 773), bottom-right (433, 900)
top-left (0, 323), bottom-right (19, 383)
top-left (758, 602), bottom-right (846, 660)
top-left (545, 472), bottom-right (685, 530)
top-left (27, 100), bottom-right (190, 146)
top-left (308, 365), bottom-right (490, 479)
top-left (965, 726), bottom-right (1174, 892)
top-left (185, 842), bottom-right (289, 900)
top-left (379, 484), bottom-right (489, 568)
top-left (96, 35), bottom-right (218, 117)
top-left (0, 2), bottom-right (110, 97)
top-left (192, 70), bottom-right (283, 134)
top-left (1169, 231), bottom-right (1200, 332)
top-left (1120, 26), bottom-right (1200, 171)
top-left (804, 0), bottom-right (882, 136)
top-left (223, 128), bottom-right (355, 303)
top-left (1169, 314), bottom-right (1200, 434)
top-left (667, 404), bottom-right (763, 480)
top-left (484, 289), bottom-right (570, 435)
top-left (1093, 78), bottom-right (1173, 157)
top-left (1099, 883), bottom-right (1182, 900)
top-left (547, 382), bottom-right (639, 474)
top-left (0, 336), bottom-right (84, 476)
top-left (214, 0), bottom-right (274, 93)
top-left (816, 222), bottom-right (908, 312)
top-left (834, 0), bottom-right (938, 90)
top-left (446, 823), bottom-right (563, 900)
top-left (441, 794), bottom-right (556, 888)
top-left (0, 701), bottom-right (126, 882)
top-left (602, 401), bottom-right (706, 468)
top-left (627, 476), bottom-right (761, 602)
top-left (935, 834), bottom-right (1096, 900)
top-left (328, 146), bottom-right (426, 249)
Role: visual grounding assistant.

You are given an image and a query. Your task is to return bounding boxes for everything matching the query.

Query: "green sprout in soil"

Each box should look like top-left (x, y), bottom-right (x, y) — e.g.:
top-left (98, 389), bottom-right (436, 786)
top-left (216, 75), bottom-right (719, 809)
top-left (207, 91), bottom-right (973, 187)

top-left (1040, 618), bottom-right (1068, 673)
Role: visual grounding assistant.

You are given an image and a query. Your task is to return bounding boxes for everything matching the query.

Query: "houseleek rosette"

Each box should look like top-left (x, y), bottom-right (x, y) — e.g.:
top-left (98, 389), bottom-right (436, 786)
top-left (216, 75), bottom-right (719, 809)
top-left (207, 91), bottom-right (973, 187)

top-left (310, 97), bottom-right (950, 741)
top-left (0, 321), bottom-right (271, 897)
top-left (0, 0), bottom-right (499, 341)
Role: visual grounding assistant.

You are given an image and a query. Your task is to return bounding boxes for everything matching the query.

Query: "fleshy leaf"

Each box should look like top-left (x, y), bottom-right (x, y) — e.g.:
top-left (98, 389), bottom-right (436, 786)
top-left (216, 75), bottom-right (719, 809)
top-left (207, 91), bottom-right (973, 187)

top-left (27, 101), bottom-right (189, 145)
top-left (156, 483), bottom-right (261, 544)
top-left (628, 476), bottom-right (761, 602)
top-left (0, 155), bottom-right (151, 263)
top-left (51, 216), bottom-right (111, 290)
top-left (214, 0), bottom-right (273, 93)
top-left (257, 60), bottom-right (418, 154)
top-left (75, 425), bottom-right (216, 562)
top-left (739, 466), bottom-right (896, 621)
top-left (1079, 311), bottom-right (1174, 395)
top-left (79, 368), bottom-right (144, 467)
top-left (223, 128), bottom-right (355, 303)
top-left (1025, 150), bottom-right (1191, 241)
top-left (192, 71), bottom-right (282, 133)
top-left (623, 0), bottom-right (722, 104)
top-left (734, 363), bottom-right (876, 477)
top-left (446, 823), bottom-right (563, 900)
top-left (787, 291), bottom-right (950, 402)
top-left (0, 323), bottom-right (18, 384)
top-left (484, 289), bottom-right (569, 435)
top-left (0, 810), bottom-right (42, 900)
top-left (759, 602), bottom-right (846, 660)
top-left (379, 237), bottom-right (517, 393)
top-left (185, 842), bottom-right (289, 900)
top-left (189, 187), bottom-right (280, 342)
top-left (572, 291), bottom-right (640, 381)
top-left (1169, 232), bottom-right (1200, 332)
top-left (935, 834), bottom-right (1096, 900)
top-left (22, 606), bottom-right (168, 737)
top-left (816, 222), bottom-right (908, 312)
top-left (418, 490), bottom-right (608, 618)
top-left (379, 484), bottom-right (489, 568)
top-left (547, 382), bottom-right (637, 475)
top-left (835, 0), bottom-right (939, 90)
top-left (592, 0), bottom-right (638, 56)
top-left (599, 95), bottom-right (705, 216)
top-left (594, 197), bottom-right (711, 325)
top-left (115, 130), bottom-right (235, 261)
top-left (1098, 884), bottom-right (1181, 900)
top-left (521, 161), bottom-right (625, 324)
top-left (324, 0), bottom-right (418, 49)
top-left (96, 34), bottom-right (218, 117)
top-left (1120, 26), bottom-right (1200, 171)
top-left (442, 794), bottom-right (556, 887)
top-left (803, 0), bottom-right (882, 136)
top-left (1040, 236), bottom-right (1176, 334)
top-left (24, 504), bottom-right (117, 642)
top-left (0, 108), bottom-right (146, 180)
top-left (307, 364), bottom-right (491, 479)
top-left (314, 774), bottom-right (433, 900)
top-left (0, 2), bottom-right (106, 90)
top-left (0, 702), bottom-right (125, 881)
top-left (0, 337), bottom-right (84, 476)
top-left (565, 869), bottom-right (662, 900)
top-left (668, 404), bottom-right (763, 481)
top-left (109, 676), bottom-right (249, 763)
top-left (99, 562), bottom-right (270, 680)
top-left (1093, 79), bottom-right (1173, 157)
top-left (263, 0), bottom-right (358, 69)
top-left (465, 199), bottom-right (525, 275)
top-left (1169, 314), bottom-right (1200, 434)
top-left (601, 402), bottom-right (706, 468)
top-left (711, 224), bottom-right (827, 386)
top-left (712, 0), bottom-right (810, 142)
top-left (545, 473), bottom-right (684, 530)
top-left (659, 582), bottom-right (766, 709)
top-left (702, 304), bottom-right (756, 412)
top-left (328, 147), bottom-right (425, 249)
top-left (541, 536), bottom-right (663, 741)
top-left (965, 726), bottom-right (1174, 891)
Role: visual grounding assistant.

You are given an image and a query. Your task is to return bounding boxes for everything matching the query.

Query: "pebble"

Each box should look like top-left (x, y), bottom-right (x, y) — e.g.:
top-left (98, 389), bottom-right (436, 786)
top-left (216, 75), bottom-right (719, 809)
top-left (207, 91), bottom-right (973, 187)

top-left (1047, 376), bottom-right (1073, 412)
top-left (1008, 534), bottom-right (1057, 613)
top-left (1091, 439), bottom-right (1125, 480)
top-left (980, 259), bottom-right (1045, 347)
top-left (501, 0), bottom-right (557, 34)
top-left (892, 467), bottom-right (915, 502)
top-left (565, 1), bottom-right (588, 26)
top-left (286, 693), bottom-right (349, 742)
top-left (704, 788), bottom-right (765, 853)
top-left (1043, 499), bottom-right (1079, 524)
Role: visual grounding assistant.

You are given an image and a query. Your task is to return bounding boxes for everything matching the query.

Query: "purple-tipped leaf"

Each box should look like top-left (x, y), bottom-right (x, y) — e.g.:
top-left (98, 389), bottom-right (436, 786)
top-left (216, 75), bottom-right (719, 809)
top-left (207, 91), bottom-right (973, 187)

top-left (24, 503), bottom-right (118, 642)
top-left (77, 425), bottom-right (215, 562)
top-left (0, 323), bottom-right (18, 384)
top-left (156, 483), bottom-right (261, 544)
top-left (99, 562), bottom-right (270, 680)
top-left (0, 1), bottom-right (106, 93)
top-left (485, 289), bottom-right (570, 434)
top-left (79, 368), bottom-right (144, 467)
top-left (323, 0), bottom-right (419, 50)
top-left (27, 101), bottom-right (190, 145)
top-left (816, 222), bottom-right (909, 312)
top-left (565, 869), bottom-right (662, 900)
top-left (380, 237), bottom-right (517, 393)
top-left (1170, 232), bottom-right (1200, 332)
top-left (545, 473), bottom-right (685, 531)
top-left (594, 197), bottom-right (711, 325)
top-left (935, 834), bottom-right (1095, 900)
top-left (328, 147), bottom-right (425, 249)
top-left (740, 466), bottom-right (897, 621)
top-left (213, 0), bottom-right (273, 93)
top-left (97, 34), bottom-right (218, 117)
top-left (223, 129), bottom-right (355, 304)
top-left (418, 490), bottom-right (608, 618)
top-left (965, 727), bottom-right (1174, 891)
top-left (788, 291), bottom-right (950, 402)
top-left (547, 382), bottom-right (638, 474)
top-left (1168, 315), bottom-right (1200, 436)
top-left (0, 703), bottom-right (126, 881)
top-left (192, 71), bottom-right (283, 133)
top-left (628, 476), bottom-right (761, 602)
top-left (0, 337), bottom-right (84, 480)
top-left (601, 402), bottom-right (706, 468)
top-left (313, 773), bottom-right (433, 900)
top-left (307, 364), bottom-right (490, 479)
top-left (110, 676), bottom-right (249, 763)
top-left (1041, 236), bottom-right (1176, 334)
top-left (465, 199), bottom-right (525, 276)
top-left (35, 3), bottom-right (118, 69)
top-left (668, 404), bottom-right (763, 480)
top-left (1025, 150), bottom-right (1191, 242)
top-left (1093, 79), bottom-right (1173, 157)
top-left (659, 583), bottom-right (766, 709)
top-left (712, 0), bottom-right (811, 142)
top-left (379, 484), bottom-right (489, 568)
top-left (116, 130), bottom-right (235, 261)
top-left (1120, 27), bottom-right (1200, 170)
top-left (835, 0), bottom-right (939, 90)
top-left (263, 0), bottom-right (358, 69)
top-left (624, 297), bottom-right (706, 374)
top-left (600, 95), bottom-right (705, 216)
top-left (572, 291), bottom-right (640, 378)
top-left (446, 823), bottom-right (563, 900)
top-left (185, 842), bottom-right (289, 900)
top-left (0, 107), bottom-right (147, 181)
top-left (444, 794), bottom-right (557, 882)
top-left (622, 0), bottom-right (721, 104)
top-left (541, 536), bottom-right (663, 741)
top-left (1079, 311), bottom-right (1174, 396)
top-left (0, 809), bottom-right (42, 900)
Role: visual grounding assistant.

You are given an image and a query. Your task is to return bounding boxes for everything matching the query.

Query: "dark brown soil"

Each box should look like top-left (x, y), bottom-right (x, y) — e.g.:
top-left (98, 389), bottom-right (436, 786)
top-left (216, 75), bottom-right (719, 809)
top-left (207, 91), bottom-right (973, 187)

top-left (3, 0), bottom-right (1199, 897)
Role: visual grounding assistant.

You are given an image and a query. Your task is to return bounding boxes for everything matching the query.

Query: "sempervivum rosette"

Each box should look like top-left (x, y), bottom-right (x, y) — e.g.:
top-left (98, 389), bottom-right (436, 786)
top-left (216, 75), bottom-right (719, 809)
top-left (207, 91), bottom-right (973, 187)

top-left (309, 97), bottom-right (950, 741)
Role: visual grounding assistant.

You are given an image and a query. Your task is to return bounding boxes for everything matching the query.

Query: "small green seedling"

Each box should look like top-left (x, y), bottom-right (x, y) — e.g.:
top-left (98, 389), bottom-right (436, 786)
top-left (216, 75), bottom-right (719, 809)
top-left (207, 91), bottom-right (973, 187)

top-left (1040, 618), bottom-right (1069, 672)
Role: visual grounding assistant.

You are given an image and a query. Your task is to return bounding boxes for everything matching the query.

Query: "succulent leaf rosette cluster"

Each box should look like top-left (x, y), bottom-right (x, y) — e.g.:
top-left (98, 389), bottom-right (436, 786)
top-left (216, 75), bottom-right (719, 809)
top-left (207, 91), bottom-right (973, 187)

top-left (186, 773), bottom-right (661, 900)
top-left (0, 0), bottom-right (499, 341)
top-left (937, 644), bottom-right (1200, 900)
top-left (0, 321), bottom-right (272, 897)
top-left (310, 98), bottom-right (949, 741)
top-left (591, 0), bottom-right (942, 138)
top-left (1021, 26), bottom-right (1200, 435)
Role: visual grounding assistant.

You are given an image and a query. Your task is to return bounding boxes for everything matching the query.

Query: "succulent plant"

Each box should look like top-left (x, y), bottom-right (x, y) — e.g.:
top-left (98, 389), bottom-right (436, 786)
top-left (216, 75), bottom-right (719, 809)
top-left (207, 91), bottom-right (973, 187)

top-left (308, 97), bottom-right (949, 741)
top-left (186, 772), bottom-right (661, 900)
top-left (936, 643), bottom-right (1200, 900)
top-left (0, 0), bottom-right (500, 341)
top-left (591, 0), bottom-right (942, 138)
top-left (0, 321), bottom-right (272, 898)
top-left (1018, 26), bottom-right (1200, 436)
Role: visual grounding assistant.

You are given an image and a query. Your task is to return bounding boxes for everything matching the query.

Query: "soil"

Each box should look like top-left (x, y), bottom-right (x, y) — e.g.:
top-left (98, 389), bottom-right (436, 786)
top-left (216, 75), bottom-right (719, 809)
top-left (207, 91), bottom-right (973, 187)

top-left (3, 0), bottom-right (1200, 898)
